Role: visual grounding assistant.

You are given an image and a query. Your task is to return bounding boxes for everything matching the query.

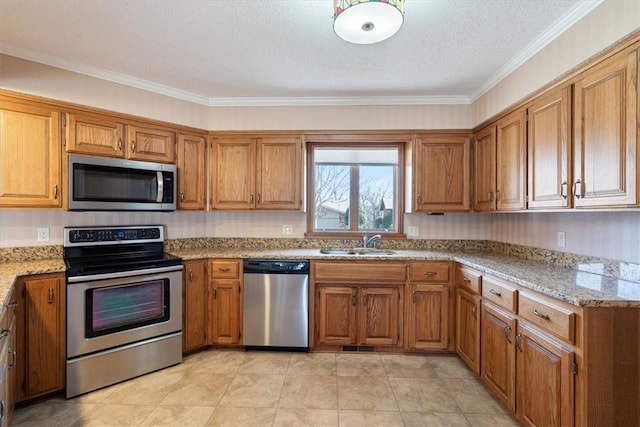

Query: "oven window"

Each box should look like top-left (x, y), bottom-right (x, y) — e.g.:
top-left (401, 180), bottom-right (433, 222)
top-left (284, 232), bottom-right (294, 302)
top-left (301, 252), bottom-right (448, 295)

top-left (86, 280), bottom-right (170, 338)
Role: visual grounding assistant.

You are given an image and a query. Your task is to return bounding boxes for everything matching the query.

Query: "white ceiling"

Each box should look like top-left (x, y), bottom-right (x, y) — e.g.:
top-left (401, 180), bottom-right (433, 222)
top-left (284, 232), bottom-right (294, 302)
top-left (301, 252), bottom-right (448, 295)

top-left (0, 0), bottom-right (602, 106)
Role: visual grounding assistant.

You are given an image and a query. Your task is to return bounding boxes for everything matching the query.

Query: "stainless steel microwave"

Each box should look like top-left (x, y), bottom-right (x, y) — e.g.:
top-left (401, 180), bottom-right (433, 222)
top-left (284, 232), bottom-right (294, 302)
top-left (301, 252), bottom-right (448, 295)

top-left (68, 154), bottom-right (176, 211)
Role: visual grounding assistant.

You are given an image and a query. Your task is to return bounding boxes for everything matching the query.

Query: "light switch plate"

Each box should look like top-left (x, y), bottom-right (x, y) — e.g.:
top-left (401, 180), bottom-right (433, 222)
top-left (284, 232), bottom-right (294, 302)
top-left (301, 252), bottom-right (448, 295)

top-left (557, 231), bottom-right (566, 248)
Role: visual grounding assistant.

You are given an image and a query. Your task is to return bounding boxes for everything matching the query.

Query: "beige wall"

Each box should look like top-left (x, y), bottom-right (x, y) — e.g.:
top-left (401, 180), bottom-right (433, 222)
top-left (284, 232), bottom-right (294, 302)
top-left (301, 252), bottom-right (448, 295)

top-left (472, 0), bottom-right (640, 124)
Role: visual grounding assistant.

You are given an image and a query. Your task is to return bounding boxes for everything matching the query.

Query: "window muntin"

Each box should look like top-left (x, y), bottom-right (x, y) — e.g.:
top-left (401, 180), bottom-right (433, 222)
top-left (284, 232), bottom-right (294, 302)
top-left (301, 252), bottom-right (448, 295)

top-left (310, 145), bottom-right (401, 234)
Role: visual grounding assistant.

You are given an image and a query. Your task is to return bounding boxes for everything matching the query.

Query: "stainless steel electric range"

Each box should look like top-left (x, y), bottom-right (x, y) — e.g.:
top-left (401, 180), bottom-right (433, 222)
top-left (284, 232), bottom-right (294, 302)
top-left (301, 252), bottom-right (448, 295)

top-left (63, 225), bottom-right (183, 398)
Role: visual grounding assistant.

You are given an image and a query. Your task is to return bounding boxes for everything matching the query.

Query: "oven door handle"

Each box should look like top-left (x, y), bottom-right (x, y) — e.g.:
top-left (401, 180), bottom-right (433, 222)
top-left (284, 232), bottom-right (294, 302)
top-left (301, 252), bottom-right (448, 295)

top-left (67, 265), bottom-right (183, 283)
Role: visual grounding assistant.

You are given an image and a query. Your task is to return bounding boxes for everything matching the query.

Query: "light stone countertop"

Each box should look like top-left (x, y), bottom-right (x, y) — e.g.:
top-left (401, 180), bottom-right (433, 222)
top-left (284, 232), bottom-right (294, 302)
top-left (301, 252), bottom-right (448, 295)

top-left (0, 249), bottom-right (638, 315)
top-left (172, 248), bottom-right (640, 308)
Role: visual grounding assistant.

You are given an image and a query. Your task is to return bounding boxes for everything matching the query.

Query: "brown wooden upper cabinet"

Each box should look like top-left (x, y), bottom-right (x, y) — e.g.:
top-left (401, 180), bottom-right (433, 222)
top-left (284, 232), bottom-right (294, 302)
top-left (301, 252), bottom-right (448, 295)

top-left (413, 134), bottom-right (470, 212)
top-left (176, 133), bottom-right (206, 210)
top-left (0, 98), bottom-right (62, 208)
top-left (473, 108), bottom-right (527, 212)
top-left (527, 85), bottom-right (572, 209)
top-left (210, 136), bottom-right (303, 210)
top-left (65, 112), bottom-right (176, 164)
top-left (573, 48), bottom-right (638, 208)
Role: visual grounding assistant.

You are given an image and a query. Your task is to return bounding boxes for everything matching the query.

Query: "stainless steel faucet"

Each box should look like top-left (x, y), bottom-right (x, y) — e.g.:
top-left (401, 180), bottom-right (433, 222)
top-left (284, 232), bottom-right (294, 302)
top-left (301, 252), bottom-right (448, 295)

top-left (363, 232), bottom-right (382, 248)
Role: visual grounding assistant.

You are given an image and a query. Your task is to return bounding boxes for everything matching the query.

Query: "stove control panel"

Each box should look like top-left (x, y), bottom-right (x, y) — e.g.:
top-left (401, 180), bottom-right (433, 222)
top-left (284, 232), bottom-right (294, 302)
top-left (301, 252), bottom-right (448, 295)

top-left (64, 225), bottom-right (164, 246)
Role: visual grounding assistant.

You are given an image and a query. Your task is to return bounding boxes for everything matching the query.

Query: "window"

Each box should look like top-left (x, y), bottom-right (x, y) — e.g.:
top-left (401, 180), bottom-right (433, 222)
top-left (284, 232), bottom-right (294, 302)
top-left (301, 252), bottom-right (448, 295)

top-left (307, 141), bottom-right (405, 237)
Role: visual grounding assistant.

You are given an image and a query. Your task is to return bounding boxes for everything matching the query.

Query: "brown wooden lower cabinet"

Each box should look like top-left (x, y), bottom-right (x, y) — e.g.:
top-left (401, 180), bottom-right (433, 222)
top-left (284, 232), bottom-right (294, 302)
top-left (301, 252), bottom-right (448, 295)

top-left (316, 284), bottom-right (402, 348)
top-left (15, 273), bottom-right (65, 402)
top-left (407, 283), bottom-right (449, 350)
top-left (480, 301), bottom-right (516, 411)
top-left (209, 279), bottom-right (241, 345)
top-left (455, 288), bottom-right (480, 373)
top-left (516, 322), bottom-right (574, 427)
top-left (182, 259), bottom-right (208, 352)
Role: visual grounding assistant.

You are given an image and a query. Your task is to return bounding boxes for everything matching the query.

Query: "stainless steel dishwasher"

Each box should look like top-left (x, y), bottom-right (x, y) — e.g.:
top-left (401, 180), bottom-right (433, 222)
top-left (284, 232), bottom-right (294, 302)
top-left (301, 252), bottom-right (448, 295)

top-left (243, 259), bottom-right (310, 351)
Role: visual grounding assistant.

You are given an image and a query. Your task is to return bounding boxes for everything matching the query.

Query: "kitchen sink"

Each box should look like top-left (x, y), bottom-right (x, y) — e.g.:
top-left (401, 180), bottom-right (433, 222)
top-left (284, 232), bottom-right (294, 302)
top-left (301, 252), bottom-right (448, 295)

top-left (319, 248), bottom-right (396, 255)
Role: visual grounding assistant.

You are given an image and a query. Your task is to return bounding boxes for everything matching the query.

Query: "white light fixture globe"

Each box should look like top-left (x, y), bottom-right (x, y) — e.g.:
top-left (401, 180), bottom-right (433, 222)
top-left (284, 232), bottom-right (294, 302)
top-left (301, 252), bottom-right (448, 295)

top-left (333, 0), bottom-right (405, 45)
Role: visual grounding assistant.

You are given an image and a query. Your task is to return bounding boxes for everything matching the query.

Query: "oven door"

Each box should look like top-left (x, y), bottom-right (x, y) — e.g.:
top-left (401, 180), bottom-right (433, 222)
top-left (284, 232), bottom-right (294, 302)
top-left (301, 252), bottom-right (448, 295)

top-left (67, 266), bottom-right (182, 358)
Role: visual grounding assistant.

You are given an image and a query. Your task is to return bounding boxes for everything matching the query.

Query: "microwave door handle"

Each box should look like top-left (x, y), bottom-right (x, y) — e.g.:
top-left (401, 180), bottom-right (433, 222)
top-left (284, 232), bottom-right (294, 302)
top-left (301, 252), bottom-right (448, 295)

top-left (156, 171), bottom-right (164, 203)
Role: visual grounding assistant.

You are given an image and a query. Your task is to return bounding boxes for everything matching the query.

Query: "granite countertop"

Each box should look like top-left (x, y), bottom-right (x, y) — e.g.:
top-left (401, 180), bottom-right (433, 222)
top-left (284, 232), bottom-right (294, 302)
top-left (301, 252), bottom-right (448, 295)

top-left (172, 248), bottom-right (640, 308)
top-left (0, 249), bottom-right (638, 314)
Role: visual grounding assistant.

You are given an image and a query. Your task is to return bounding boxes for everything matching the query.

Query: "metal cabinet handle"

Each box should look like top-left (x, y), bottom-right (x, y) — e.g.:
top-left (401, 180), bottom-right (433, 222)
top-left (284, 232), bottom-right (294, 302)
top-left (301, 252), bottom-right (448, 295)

top-left (471, 305), bottom-right (477, 319)
top-left (48, 287), bottom-right (54, 304)
top-left (489, 288), bottom-right (502, 297)
top-left (180, 192), bottom-right (185, 202)
top-left (504, 325), bottom-right (512, 343)
top-left (424, 271), bottom-right (437, 276)
top-left (417, 194), bottom-right (422, 204)
top-left (53, 184), bottom-right (58, 199)
top-left (9, 349), bottom-right (16, 368)
top-left (495, 190), bottom-right (500, 201)
top-left (462, 277), bottom-right (471, 283)
top-left (7, 301), bottom-right (18, 308)
top-left (118, 138), bottom-right (123, 151)
top-left (250, 194), bottom-right (254, 203)
top-left (218, 267), bottom-right (231, 272)
top-left (412, 291), bottom-right (416, 303)
top-left (0, 329), bottom-right (9, 339)
top-left (515, 333), bottom-right (522, 351)
top-left (560, 182), bottom-right (568, 199)
top-left (189, 270), bottom-right (194, 281)
top-left (573, 180), bottom-right (582, 199)
top-left (256, 194), bottom-right (261, 203)
top-left (352, 293), bottom-right (357, 306)
top-left (532, 308), bottom-right (550, 320)
top-left (212, 289), bottom-right (217, 299)
top-left (131, 140), bottom-right (136, 153)
top-left (487, 191), bottom-right (493, 202)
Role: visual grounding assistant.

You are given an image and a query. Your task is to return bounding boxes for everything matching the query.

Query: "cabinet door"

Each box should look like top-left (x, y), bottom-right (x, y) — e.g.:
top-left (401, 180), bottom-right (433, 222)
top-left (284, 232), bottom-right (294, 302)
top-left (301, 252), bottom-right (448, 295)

top-left (516, 323), bottom-right (574, 427)
top-left (456, 289), bottom-right (480, 374)
top-left (209, 280), bottom-right (240, 345)
top-left (317, 286), bottom-right (357, 346)
top-left (528, 86), bottom-right (572, 209)
top-left (496, 109), bottom-right (527, 210)
top-left (183, 260), bottom-right (208, 352)
top-left (256, 137), bottom-right (302, 210)
top-left (19, 275), bottom-right (65, 399)
top-left (65, 112), bottom-right (125, 157)
top-left (177, 134), bottom-right (206, 210)
top-left (126, 124), bottom-right (176, 163)
top-left (358, 287), bottom-right (401, 347)
top-left (574, 49), bottom-right (638, 207)
top-left (407, 283), bottom-right (449, 350)
top-left (481, 302), bottom-right (516, 411)
top-left (473, 126), bottom-right (497, 212)
top-left (210, 138), bottom-right (256, 209)
top-left (414, 135), bottom-right (470, 212)
top-left (0, 100), bottom-right (61, 208)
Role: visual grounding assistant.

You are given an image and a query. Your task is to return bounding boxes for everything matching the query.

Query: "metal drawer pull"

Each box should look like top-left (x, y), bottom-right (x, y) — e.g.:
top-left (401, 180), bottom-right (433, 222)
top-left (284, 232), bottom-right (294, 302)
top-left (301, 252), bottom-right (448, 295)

top-left (504, 325), bottom-right (512, 343)
top-left (412, 291), bottom-right (416, 303)
top-left (462, 277), bottom-right (471, 283)
top-left (573, 180), bottom-right (582, 199)
top-left (9, 350), bottom-right (16, 368)
top-left (6, 301), bottom-right (18, 308)
top-left (48, 287), bottom-right (54, 304)
top-left (471, 305), bottom-right (477, 319)
top-left (218, 267), bottom-right (231, 272)
top-left (532, 308), bottom-right (550, 320)
top-left (0, 329), bottom-right (9, 339)
top-left (189, 270), bottom-right (194, 281)
top-left (489, 289), bottom-right (502, 297)
top-left (424, 271), bottom-right (437, 276)
top-left (560, 182), bottom-right (568, 199)
top-left (131, 140), bottom-right (136, 152)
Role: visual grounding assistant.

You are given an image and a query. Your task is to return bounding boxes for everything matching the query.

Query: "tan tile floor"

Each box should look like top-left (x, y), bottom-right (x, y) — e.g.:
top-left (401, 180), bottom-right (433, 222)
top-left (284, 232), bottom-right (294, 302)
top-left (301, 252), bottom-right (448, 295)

top-left (13, 351), bottom-right (520, 426)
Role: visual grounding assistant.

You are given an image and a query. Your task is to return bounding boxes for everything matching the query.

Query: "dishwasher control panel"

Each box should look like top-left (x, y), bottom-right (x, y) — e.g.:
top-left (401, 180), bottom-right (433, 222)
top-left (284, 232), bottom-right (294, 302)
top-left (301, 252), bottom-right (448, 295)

top-left (243, 259), bottom-right (309, 274)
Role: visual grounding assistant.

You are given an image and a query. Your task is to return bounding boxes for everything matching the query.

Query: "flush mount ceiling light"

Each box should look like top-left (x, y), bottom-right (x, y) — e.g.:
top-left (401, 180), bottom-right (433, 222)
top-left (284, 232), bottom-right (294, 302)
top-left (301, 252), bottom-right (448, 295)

top-left (333, 0), bottom-right (405, 45)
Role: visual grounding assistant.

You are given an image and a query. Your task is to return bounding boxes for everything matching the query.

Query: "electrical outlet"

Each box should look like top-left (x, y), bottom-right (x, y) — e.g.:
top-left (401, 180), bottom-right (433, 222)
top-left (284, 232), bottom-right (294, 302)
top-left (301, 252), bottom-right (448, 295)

top-left (37, 227), bottom-right (50, 242)
top-left (282, 225), bottom-right (293, 235)
top-left (407, 226), bottom-right (419, 237)
top-left (557, 231), bottom-right (566, 248)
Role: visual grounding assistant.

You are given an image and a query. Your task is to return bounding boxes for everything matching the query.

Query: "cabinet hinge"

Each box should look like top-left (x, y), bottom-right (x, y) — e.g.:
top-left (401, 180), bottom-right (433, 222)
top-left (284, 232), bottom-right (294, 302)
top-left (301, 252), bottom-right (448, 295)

top-left (573, 361), bottom-right (578, 375)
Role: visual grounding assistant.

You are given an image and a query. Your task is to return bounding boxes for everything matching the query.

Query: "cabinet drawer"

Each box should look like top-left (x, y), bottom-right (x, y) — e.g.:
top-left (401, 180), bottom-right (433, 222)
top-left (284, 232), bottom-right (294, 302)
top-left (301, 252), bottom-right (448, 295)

top-left (313, 262), bottom-right (407, 283)
top-left (518, 293), bottom-right (576, 343)
top-left (482, 276), bottom-right (517, 312)
top-left (456, 265), bottom-right (482, 294)
top-left (209, 260), bottom-right (240, 279)
top-left (410, 262), bottom-right (450, 282)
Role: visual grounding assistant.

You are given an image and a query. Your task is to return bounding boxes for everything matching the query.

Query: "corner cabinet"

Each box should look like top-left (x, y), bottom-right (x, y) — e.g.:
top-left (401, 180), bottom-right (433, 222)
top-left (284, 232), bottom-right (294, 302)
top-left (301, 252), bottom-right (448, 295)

top-left (0, 98), bottom-right (62, 208)
top-left (15, 273), bottom-right (65, 402)
top-left (210, 136), bottom-right (303, 210)
top-left (177, 133), bottom-right (206, 210)
top-left (413, 134), bottom-right (470, 212)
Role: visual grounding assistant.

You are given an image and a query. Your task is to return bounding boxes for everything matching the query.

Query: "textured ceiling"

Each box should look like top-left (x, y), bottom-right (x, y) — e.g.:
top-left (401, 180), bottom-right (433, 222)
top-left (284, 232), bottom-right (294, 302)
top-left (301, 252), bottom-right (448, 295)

top-left (0, 0), bottom-right (601, 106)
